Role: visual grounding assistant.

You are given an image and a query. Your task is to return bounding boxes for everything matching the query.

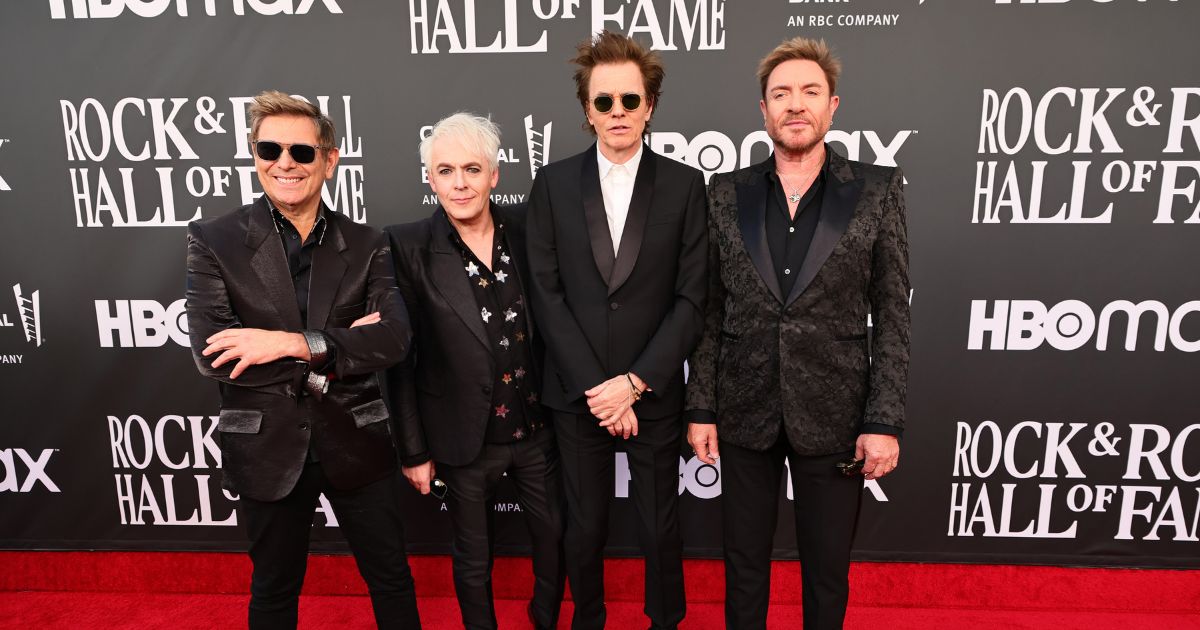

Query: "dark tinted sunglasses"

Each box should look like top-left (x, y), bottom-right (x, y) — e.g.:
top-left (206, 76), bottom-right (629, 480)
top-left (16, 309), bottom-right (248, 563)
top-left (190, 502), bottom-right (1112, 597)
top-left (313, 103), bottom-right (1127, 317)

top-left (592, 93), bottom-right (643, 114)
top-left (253, 140), bottom-right (330, 164)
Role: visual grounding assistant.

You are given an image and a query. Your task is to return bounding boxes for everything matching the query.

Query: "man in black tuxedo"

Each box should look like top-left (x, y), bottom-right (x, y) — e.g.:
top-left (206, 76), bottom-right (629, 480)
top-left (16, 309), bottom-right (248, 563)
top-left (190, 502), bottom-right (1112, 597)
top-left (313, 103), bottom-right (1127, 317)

top-left (384, 113), bottom-right (564, 630)
top-left (186, 91), bottom-right (420, 629)
top-left (685, 38), bottom-right (911, 630)
top-left (525, 31), bottom-right (708, 630)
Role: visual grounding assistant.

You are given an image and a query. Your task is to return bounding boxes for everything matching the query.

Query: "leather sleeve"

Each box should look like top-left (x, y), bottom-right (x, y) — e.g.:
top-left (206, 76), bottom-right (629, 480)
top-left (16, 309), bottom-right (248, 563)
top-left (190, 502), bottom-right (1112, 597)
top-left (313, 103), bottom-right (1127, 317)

top-left (382, 227), bottom-right (431, 466)
top-left (184, 221), bottom-right (305, 393)
top-left (321, 232), bottom-right (413, 377)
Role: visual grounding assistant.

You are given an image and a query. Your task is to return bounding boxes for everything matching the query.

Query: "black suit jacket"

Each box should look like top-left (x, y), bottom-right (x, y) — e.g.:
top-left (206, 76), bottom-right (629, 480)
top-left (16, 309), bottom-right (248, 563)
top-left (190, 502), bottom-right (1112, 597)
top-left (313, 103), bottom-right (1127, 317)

top-left (686, 147), bottom-right (911, 454)
top-left (186, 196), bottom-right (411, 502)
top-left (383, 204), bottom-right (540, 467)
top-left (526, 144), bottom-right (708, 419)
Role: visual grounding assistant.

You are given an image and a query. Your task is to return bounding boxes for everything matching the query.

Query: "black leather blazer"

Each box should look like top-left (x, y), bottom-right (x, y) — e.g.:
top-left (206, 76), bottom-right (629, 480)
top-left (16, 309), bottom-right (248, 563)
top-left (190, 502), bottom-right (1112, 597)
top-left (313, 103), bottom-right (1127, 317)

top-left (185, 196), bottom-right (411, 501)
top-left (383, 204), bottom-right (541, 467)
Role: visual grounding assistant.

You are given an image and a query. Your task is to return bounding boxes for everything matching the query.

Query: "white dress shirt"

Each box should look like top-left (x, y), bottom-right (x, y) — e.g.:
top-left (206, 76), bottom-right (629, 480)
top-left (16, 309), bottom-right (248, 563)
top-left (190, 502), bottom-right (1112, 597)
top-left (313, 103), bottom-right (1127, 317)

top-left (597, 143), bottom-right (644, 256)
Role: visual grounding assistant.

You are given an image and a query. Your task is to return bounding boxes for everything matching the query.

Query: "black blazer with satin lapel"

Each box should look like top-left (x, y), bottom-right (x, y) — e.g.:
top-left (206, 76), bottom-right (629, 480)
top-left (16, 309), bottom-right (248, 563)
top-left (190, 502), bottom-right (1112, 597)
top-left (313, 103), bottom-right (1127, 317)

top-left (383, 204), bottom-right (541, 467)
top-left (686, 147), bottom-right (911, 454)
top-left (526, 144), bottom-right (708, 420)
top-left (186, 196), bottom-right (412, 501)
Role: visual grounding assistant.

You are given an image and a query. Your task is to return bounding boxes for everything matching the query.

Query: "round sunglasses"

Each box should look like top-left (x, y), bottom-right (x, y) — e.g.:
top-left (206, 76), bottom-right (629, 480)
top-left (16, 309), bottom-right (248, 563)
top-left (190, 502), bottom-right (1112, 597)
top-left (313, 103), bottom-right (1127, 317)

top-left (253, 140), bottom-right (332, 164)
top-left (592, 93), bottom-right (643, 114)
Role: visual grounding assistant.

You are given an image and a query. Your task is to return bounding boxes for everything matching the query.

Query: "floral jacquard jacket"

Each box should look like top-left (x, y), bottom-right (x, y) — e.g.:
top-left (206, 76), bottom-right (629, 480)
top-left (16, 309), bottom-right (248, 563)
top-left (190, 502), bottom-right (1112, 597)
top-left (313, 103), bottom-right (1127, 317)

top-left (685, 146), bottom-right (911, 455)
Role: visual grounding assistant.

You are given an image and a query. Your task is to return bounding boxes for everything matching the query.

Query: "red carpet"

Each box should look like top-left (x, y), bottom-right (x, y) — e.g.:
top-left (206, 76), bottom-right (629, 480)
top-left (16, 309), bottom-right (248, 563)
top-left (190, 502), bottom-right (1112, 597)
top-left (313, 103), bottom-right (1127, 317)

top-left (0, 552), bottom-right (1197, 629)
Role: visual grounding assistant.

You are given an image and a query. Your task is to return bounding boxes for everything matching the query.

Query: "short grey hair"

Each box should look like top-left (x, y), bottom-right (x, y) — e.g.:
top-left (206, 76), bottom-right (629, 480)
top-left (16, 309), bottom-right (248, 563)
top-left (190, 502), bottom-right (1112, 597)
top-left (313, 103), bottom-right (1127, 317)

top-left (420, 112), bottom-right (501, 172)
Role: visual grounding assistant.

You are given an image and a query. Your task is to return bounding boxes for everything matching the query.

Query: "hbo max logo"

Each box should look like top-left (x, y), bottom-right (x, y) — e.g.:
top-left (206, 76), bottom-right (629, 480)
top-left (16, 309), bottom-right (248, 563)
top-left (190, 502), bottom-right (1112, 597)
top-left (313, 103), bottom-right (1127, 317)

top-left (48, 0), bottom-right (344, 19)
top-left (614, 454), bottom-right (722, 500)
top-left (96, 299), bottom-right (188, 348)
top-left (0, 448), bottom-right (59, 493)
top-left (968, 299), bottom-right (1200, 352)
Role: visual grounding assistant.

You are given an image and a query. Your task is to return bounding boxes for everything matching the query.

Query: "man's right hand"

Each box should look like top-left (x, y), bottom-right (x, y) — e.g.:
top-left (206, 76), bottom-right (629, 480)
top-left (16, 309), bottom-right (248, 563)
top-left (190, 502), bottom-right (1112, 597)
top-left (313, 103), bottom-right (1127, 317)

top-left (402, 460), bottom-right (435, 494)
top-left (688, 423), bottom-right (720, 464)
top-left (598, 406), bottom-right (639, 439)
top-left (350, 311), bottom-right (381, 328)
top-left (203, 328), bottom-right (310, 378)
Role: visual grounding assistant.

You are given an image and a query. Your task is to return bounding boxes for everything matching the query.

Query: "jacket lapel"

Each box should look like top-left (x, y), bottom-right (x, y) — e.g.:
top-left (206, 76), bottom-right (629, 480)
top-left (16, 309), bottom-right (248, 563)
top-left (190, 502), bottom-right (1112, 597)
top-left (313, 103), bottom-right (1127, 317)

top-left (580, 144), bottom-right (617, 286)
top-left (305, 208), bottom-right (347, 331)
top-left (785, 148), bottom-right (863, 308)
top-left (607, 145), bottom-right (655, 297)
top-left (430, 210), bottom-right (491, 352)
top-left (245, 196), bottom-right (303, 331)
top-left (736, 160), bottom-right (784, 305)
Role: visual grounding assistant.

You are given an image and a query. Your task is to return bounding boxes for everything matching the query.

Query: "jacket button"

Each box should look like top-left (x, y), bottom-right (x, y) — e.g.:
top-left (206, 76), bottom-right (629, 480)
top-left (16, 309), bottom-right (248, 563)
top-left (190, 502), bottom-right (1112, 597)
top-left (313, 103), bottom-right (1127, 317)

top-left (482, 385), bottom-right (492, 395)
top-left (298, 422), bottom-right (309, 430)
top-left (610, 302), bottom-right (620, 310)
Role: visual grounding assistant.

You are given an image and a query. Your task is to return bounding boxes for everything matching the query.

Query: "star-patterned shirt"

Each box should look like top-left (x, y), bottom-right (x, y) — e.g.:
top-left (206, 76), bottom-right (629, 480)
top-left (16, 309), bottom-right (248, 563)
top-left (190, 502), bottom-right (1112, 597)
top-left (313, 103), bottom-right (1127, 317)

top-left (448, 213), bottom-right (543, 444)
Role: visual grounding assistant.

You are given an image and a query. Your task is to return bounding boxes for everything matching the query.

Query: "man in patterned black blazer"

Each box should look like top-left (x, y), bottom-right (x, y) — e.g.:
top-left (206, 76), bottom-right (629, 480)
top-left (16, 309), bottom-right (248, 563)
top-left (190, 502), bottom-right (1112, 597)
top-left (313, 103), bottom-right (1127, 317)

top-left (685, 38), bottom-right (911, 630)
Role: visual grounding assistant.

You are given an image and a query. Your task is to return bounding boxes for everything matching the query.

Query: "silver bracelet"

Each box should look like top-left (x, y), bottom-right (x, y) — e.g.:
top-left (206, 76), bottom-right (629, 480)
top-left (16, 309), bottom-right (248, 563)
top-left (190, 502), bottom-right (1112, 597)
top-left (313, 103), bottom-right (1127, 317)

top-left (305, 370), bottom-right (330, 397)
top-left (302, 330), bottom-right (329, 366)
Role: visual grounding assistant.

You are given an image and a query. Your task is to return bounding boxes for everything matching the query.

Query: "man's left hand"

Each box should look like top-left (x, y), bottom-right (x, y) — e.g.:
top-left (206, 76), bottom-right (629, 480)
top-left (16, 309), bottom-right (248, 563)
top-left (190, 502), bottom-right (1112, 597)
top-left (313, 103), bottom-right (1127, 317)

top-left (584, 374), bottom-right (638, 420)
top-left (855, 434), bottom-right (899, 481)
top-left (204, 328), bottom-right (309, 379)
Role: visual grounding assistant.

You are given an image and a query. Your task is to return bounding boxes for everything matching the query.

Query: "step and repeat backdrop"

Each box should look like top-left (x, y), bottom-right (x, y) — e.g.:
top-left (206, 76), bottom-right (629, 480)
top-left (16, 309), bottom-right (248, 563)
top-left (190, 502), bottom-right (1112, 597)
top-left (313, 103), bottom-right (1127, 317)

top-left (0, 1), bottom-right (1197, 569)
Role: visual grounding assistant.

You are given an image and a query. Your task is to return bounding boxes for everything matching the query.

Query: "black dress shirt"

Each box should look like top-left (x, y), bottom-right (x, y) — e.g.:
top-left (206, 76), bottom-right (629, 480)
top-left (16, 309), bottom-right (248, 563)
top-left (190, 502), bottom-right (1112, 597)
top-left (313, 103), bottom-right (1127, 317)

top-left (447, 213), bottom-right (543, 444)
top-left (270, 203), bottom-right (341, 461)
top-left (271, 205), bottom-right (326, 328)
top-left (766, 160), bottom-right (825, 299)
top-left (268, 204), bottom-right (337, 369)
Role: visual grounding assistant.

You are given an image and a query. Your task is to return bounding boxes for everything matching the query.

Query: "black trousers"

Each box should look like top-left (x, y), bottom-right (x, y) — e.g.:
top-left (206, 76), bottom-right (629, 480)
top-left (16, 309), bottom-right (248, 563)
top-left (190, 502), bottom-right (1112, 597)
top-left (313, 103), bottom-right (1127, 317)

top-left (437, 427), bottom-right (566, 630)
top-left (554, 410), bottom-right (685, 630)
top-left (720, 435), bottom-right (863, 630)
top-left (238, 463), bottom-right (420, 630)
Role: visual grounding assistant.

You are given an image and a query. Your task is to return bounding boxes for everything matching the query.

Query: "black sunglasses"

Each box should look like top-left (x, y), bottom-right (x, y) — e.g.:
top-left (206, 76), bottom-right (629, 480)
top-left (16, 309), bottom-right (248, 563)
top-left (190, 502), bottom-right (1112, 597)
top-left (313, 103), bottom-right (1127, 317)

top-left (592, 93), bottom-right (643, 114)
top-left (253, 140), bottom-right (330, 164)
top-left (431, 478), bottom-right (449, 500)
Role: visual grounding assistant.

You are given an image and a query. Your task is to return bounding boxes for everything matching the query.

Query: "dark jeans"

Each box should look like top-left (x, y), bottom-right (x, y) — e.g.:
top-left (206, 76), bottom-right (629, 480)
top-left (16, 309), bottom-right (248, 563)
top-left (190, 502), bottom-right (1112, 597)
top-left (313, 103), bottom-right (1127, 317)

top-left (239, 463), bottom-right (420, 630)
top-left (438, 427), bottom-right (566, 630)
top-left (720, 435), bottom-right (863, 630)
top-left (554, 410), bottom-right (685, 630)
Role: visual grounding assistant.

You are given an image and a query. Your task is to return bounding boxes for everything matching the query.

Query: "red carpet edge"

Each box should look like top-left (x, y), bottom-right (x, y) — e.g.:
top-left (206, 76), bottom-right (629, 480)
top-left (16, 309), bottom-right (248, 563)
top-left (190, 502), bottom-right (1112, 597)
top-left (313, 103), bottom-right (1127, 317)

top-left (0, 551), bottom-right (1196, 614)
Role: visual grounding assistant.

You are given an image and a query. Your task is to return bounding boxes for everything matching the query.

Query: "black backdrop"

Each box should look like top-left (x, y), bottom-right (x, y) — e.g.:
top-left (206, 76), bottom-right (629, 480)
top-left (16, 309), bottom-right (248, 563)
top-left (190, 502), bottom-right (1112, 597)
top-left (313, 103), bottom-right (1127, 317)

top-left (1, 0), bottom-right (1197, 569)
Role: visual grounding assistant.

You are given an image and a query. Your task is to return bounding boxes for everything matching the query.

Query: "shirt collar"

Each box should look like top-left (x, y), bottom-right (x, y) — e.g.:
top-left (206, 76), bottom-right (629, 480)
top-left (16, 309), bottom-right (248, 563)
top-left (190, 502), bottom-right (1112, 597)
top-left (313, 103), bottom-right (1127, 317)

top-left (444, 204), bottom-right (504, 250)
top-left (267, 198), bottom-right (328, 245)
top-left (596, 142), bottom-right (645, 181)
top-left (766, 145), bottom-right (833, 187)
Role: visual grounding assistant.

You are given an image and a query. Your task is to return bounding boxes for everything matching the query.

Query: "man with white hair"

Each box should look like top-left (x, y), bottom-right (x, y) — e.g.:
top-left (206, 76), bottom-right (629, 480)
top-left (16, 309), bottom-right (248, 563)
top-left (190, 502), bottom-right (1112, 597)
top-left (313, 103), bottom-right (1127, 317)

top-left (385, 113), bottom-right (564, 630)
